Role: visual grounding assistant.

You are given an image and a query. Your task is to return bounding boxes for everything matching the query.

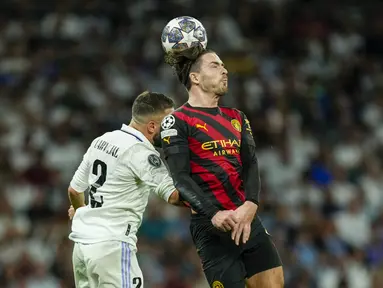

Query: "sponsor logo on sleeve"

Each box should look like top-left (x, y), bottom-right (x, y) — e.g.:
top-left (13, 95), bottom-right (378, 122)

top-left (161, 128), bottom-right (178, 139)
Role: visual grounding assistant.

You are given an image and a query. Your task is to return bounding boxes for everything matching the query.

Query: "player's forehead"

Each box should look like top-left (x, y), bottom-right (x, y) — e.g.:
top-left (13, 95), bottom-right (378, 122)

top-left (200, 52), bottom-right (223, 66)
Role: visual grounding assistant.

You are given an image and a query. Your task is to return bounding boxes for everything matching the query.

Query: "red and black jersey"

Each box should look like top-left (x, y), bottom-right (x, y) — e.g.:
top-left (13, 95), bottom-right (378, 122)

top-left (161, 103), bottom-right (259, 217)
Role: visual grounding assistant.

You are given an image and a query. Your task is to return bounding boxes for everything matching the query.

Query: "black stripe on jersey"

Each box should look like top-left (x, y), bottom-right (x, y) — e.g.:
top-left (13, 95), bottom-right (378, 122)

top-left (180, 108), bottom-right (239, 141)
top-left (189, 146), bottom-right (243, 208)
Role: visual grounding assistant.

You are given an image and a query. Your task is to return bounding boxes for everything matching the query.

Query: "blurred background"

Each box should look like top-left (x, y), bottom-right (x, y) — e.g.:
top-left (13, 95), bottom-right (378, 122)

top-left (0, 0), bottom-right (383, 287)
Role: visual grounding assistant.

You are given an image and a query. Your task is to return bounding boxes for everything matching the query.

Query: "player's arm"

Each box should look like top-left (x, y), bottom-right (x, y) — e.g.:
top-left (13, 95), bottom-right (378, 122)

top-left (239, 112), bottom-right (260, 207)
top-left (167, 190), bottom-right (187, 206)
top-left (230, 112), bottom-right (260, 245)
top-left (127, 144), bottom-right (182, 206)
top-left (68, 144), bottom-right (92, 210)
top-left (68, 187), bottom-right (85, 210)
top-left (161, 115), bottom-right (220, 219)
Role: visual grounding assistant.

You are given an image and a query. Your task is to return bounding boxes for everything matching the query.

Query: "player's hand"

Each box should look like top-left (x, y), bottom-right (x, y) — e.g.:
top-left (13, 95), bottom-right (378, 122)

top-left (231, 201), bottom-right (258, 245)
top-left (211, 210), bottom-right (238, 232)
top-left (68, 205), bottom-right (75, 220)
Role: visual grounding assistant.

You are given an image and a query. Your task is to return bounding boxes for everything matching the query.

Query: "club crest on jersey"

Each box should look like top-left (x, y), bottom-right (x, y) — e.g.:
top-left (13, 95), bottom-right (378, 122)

top-left (148, 154), bottom-right (162, 168)
top-left (161, 115), bottom-right (175, 130)
top-left (212, 281), bottom-right (224, 288)
top-left (231, 119), bottom-right (241, 132)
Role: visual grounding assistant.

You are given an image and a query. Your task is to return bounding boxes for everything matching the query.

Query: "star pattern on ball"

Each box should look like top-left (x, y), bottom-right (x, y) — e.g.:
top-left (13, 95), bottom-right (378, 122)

top-left (177, 29), bottom-right (201, 46)
top-left (162, 33), bottom-right (171, 49)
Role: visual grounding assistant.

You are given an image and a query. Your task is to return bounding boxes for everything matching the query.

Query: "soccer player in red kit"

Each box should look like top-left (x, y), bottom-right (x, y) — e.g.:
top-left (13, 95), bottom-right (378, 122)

top-left (160, 46), bottom-right (284, 288)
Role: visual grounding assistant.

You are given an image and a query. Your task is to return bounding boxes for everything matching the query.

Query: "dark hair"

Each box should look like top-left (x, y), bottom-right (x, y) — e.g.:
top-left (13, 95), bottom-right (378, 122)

top-left (132, 91), bottom-right (175, 122)
top-left (164, 45), bottom-right (214, 90)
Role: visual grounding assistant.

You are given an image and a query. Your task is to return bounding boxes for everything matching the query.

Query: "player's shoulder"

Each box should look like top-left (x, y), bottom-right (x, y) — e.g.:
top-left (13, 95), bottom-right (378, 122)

top-left (127, 142), bottom-right (163, 168)
top-left (161, 106), bottom-right (190, 130)
top-left (128, 140), bottom-right (157, 155)
top-left (219, 106), bottom-right (244, 119)
top-left (121, 141), bottom-right (159, 165)
top-left (87, 134), bottom-right (104, 150)
top-left (173, 105), bottom-right (191, 119)
top-left (107, 129), bottom-right (146, 147)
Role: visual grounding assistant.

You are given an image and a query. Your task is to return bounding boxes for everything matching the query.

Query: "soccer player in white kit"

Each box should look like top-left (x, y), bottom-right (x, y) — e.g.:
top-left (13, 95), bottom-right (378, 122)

top-left (68, 91), bottom-right (180, 288)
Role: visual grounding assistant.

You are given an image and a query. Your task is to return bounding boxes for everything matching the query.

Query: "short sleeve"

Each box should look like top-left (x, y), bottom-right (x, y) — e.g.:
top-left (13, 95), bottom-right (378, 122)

top-left (160, 113), bottom-right (190, 157)
top-left (126, 144), bottom-right (175, 202)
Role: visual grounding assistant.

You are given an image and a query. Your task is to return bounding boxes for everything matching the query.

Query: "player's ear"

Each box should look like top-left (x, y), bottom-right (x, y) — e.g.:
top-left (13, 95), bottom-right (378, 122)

top-left (147, 120), bottom-right (156, 134)
top-left (189, 72), bottom-right (199, 85)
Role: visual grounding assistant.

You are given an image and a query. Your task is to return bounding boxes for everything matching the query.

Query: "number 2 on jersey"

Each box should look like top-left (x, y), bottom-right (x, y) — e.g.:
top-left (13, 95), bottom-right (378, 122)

top-left (89, 159), bottom-right (107, 208)
top-left (133, 277), bottom-right (142, 288)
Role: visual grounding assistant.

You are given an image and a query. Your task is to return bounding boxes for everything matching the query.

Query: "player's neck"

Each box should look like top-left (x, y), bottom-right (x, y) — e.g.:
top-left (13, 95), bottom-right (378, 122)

top-left (129, 121), bottom-right (153, 144)
top-left (188, 89), bottom-right (219, 108)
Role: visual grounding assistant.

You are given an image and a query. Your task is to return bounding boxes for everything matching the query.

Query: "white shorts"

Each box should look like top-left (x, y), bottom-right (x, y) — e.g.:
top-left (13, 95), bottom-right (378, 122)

top-left (72, 241), bottom-right (143, 288)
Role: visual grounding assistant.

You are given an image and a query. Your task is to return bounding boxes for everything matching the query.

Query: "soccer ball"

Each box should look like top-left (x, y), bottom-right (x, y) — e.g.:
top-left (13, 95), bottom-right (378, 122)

top-left (161, 16), bottom-right (208, 53)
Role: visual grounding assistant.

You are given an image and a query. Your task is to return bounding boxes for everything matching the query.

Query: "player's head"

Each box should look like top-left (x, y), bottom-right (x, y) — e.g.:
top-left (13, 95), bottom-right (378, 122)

top-left (165, 46), bottom-right (228, 96)
top-left (131, 91), bottom-right (175, 147)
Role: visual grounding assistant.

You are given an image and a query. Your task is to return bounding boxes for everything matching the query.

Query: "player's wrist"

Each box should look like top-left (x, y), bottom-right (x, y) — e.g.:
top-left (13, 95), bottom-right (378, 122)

top-left (245, 199), bottom-right (259, 206)
top-left (244, 200), bottom-right (258, 211)
top-left (208, 208), bottom-right (221, 220)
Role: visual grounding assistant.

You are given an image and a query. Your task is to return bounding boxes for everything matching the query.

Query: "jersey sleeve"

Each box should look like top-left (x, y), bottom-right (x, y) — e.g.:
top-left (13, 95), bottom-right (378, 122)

top-left (127, 143), bottom-right (175, 202)
top-left (160, 114), bottom-right (220, 219)
top-left (160, 114), bottom-right (190, 156)
top-left (70, 143), bottom-right (93, 193)
top-left (239, 111), bottom-right (261, 205)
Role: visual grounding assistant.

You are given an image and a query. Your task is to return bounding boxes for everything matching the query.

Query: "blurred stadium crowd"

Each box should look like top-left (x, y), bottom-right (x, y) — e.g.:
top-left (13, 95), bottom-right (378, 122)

top-left (0, 0), bottom-right (383, 287)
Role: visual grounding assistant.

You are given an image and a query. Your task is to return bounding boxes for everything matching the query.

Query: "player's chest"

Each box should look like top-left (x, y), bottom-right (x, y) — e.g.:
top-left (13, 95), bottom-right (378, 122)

top-left (188, 115), bottom-right (242, 158)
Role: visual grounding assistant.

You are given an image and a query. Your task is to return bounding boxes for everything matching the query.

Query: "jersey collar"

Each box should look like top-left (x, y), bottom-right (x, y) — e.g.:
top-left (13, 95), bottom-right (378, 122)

top-left (120, 124), bottom-right (152, 145)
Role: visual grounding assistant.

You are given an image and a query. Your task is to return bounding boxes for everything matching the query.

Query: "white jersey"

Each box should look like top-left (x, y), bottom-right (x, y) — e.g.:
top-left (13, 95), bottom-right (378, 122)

top-left (69, 124), bottom-right (175, 251)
